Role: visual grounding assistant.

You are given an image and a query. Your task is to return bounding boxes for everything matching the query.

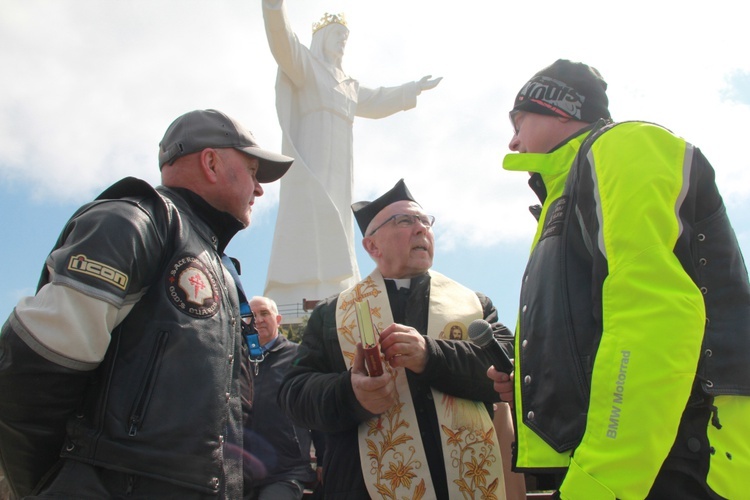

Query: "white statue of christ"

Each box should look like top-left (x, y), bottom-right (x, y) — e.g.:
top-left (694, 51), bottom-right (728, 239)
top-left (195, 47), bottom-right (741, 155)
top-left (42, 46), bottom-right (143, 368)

top-left (262, 0), bottom-right (442, 307)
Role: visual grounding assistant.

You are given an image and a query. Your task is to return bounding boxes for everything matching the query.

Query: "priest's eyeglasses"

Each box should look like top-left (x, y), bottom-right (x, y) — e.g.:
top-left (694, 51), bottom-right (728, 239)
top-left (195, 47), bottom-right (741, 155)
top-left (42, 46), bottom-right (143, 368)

top-left (368, 213), bottom-right (436, 236)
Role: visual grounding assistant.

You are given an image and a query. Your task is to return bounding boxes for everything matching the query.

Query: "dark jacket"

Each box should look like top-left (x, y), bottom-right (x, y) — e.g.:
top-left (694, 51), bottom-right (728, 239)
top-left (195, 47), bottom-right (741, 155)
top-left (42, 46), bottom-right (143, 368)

top-left (0, 177), bottom-right (248, 498)
top-left (245, 334), bottom-right (316, 490)
top-left (277, 273), bottom-right (511, 499)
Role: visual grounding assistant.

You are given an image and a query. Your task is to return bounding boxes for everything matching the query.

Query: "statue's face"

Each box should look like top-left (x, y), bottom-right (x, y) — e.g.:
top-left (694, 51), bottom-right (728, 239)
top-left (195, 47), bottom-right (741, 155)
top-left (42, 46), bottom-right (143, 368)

top-left (323, 23), bottom-right (349, 60)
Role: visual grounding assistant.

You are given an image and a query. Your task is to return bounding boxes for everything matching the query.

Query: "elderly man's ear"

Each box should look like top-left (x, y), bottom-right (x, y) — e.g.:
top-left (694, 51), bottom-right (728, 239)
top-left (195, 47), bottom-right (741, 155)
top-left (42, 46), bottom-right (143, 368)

top-left (362, 237), bottom-right (380, 259)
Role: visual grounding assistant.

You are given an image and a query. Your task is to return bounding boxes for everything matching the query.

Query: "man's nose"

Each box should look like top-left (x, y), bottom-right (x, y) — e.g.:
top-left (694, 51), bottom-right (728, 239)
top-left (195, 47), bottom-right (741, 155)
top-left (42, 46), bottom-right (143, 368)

top-left (509, 134), bottom-right (520, 152)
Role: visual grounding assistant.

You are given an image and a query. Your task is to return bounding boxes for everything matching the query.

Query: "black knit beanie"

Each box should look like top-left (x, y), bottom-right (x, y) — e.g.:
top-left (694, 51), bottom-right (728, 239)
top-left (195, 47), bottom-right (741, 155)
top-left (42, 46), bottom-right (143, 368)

top-left (512, 59), bottom-right (611, 123)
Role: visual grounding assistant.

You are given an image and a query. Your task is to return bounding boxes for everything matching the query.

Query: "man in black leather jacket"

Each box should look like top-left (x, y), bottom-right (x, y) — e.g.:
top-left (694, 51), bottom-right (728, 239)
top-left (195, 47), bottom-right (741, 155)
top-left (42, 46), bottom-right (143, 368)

top-left (0, 109), bottom-right (292, 499)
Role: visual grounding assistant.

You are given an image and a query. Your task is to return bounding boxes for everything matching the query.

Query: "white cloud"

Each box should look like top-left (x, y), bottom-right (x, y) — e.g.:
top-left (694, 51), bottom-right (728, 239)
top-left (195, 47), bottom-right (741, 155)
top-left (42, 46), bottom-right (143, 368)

top-left (1, 0), bottom-right (748, 243)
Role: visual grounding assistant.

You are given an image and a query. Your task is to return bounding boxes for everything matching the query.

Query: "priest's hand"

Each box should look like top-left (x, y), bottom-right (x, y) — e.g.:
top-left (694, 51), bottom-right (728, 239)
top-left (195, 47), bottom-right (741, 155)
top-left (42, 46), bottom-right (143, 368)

top-left (351, 343), bottom-right (397, 415)
top-left (379, 324), bottom-right (428, 374)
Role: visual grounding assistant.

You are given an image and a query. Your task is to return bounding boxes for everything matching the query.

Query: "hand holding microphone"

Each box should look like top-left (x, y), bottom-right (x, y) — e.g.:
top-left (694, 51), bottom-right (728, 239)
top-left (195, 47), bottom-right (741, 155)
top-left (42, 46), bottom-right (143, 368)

top-left (487, 366), bottom-right (515, 407)
top-left (468, 319), bottom-right (514, 374)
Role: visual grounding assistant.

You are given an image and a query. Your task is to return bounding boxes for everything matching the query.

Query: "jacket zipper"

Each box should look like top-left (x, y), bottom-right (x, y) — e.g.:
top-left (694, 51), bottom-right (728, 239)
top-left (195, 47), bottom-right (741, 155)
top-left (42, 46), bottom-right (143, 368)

top-left (128, 330), bottom-right (169, 436)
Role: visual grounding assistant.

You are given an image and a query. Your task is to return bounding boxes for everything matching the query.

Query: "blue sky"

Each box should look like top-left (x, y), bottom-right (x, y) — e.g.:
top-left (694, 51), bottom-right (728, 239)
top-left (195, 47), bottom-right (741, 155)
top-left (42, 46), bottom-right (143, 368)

top-left (2, 0), bottom-right (749, 329)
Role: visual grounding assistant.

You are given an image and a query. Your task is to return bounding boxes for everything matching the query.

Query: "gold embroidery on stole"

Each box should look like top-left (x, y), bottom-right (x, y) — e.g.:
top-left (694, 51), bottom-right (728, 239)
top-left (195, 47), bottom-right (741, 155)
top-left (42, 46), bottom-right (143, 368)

top-left (336, 270), bottom-right (505, 499)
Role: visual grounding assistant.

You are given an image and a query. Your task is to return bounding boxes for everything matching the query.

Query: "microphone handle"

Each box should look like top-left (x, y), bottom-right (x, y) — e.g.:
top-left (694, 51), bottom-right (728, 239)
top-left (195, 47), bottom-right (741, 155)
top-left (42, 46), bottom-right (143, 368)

top-left (487, 340), bottom-right (514, 374)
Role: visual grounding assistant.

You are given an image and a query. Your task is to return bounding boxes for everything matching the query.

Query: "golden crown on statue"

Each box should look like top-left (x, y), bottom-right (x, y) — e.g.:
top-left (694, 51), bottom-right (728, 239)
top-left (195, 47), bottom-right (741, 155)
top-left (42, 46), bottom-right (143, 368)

top-left (312, 12), bottom-right (347, 34)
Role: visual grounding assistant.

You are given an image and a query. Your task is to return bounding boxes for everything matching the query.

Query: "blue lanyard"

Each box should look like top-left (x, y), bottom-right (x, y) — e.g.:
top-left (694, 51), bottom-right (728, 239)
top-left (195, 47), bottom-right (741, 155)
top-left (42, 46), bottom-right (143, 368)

top-left (221, 255), bottom-right (264, 361)
top-left (244, 327), bottom-right (264, 362)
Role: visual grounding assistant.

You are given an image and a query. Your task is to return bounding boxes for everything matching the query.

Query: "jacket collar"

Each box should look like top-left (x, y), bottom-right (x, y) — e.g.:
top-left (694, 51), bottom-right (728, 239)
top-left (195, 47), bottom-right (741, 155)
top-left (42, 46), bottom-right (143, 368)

top-left (164, 187), bottom-right (244, 253)
top-left (503, 127), bottom-right (592, 176)
top-left (503, 127), bottom-right (593, 205)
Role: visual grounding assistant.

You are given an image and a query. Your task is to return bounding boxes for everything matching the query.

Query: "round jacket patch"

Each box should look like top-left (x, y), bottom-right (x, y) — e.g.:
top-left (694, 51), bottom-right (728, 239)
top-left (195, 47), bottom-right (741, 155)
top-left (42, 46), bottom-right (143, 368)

top-left (166, 255), bottom-right (221, 318)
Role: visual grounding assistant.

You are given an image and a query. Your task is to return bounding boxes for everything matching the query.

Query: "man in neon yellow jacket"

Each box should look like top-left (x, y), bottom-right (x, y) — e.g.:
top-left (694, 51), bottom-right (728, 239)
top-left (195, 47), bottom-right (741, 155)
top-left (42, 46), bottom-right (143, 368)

top-left (488, 59), bottom-right (750, 499)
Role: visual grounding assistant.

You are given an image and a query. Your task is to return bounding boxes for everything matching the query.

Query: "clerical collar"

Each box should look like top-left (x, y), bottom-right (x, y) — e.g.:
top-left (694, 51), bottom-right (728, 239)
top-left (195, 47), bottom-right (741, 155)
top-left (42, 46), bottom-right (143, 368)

top-left (386, 278), bottom-right (412, 290)
top-left (170, 187), bottom-right (244, 253)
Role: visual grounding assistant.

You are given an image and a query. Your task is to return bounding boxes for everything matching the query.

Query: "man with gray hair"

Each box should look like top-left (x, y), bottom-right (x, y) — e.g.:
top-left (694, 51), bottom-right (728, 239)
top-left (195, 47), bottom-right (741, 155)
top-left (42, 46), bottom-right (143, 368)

top-left (278, 179), bottom-right (519, 499)
top-left (243, 296), bottom-right (320, 500)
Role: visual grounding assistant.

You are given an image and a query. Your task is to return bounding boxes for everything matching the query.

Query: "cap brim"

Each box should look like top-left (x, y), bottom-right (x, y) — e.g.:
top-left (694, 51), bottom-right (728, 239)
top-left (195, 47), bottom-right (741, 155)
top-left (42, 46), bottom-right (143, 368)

top-left (238, 146), bottom-right (294, 183)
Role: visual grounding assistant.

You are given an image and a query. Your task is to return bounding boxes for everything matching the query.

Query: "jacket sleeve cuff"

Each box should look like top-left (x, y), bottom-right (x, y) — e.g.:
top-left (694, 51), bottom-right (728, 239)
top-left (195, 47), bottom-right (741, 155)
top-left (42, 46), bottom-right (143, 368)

top-left (412, 336), bottom-right (442, 382)
top-left (559, 458), bottom-right (615, 500)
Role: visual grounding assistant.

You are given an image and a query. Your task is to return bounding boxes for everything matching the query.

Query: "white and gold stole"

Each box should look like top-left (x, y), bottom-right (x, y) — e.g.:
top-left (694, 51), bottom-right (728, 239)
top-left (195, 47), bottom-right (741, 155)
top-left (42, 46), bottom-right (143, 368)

top-left (336, 270), bottom-right (505, 499)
